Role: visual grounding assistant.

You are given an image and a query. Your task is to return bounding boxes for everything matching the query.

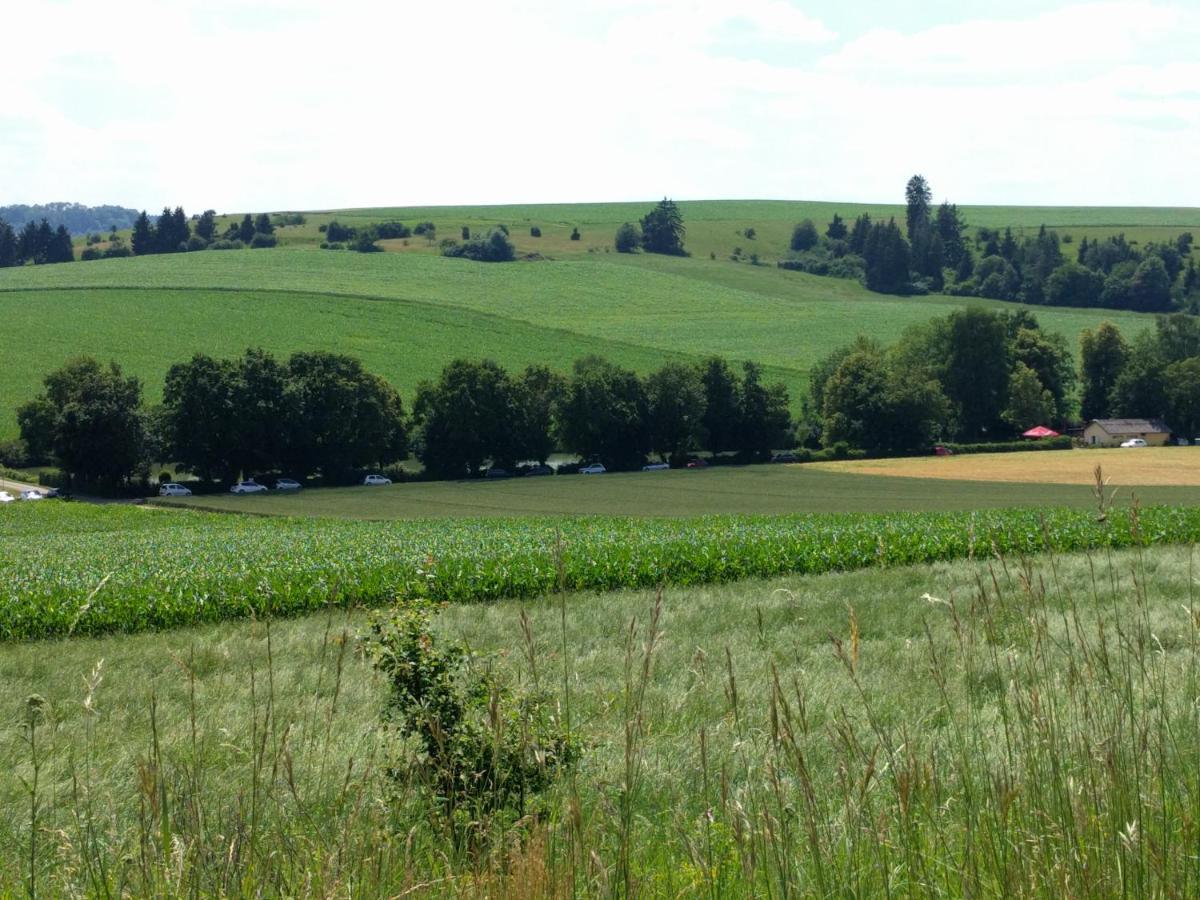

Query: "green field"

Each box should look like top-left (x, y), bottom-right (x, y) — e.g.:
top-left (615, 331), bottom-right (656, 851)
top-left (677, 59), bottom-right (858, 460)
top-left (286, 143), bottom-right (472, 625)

top-left (4, 540), bottom-right (1196, 894)
top-left (161, 463), bottom-right (1200, 518)
top-left (6, 497), bottom-right (1200, 641)
top-left (0, 238), bottom-right (1163, 439)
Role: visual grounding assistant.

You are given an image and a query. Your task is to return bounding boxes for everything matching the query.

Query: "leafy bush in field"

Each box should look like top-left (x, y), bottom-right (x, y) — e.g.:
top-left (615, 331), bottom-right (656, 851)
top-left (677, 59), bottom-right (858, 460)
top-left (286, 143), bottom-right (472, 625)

top-left (442, 230), bottom-right (515, 262)
top-left (1, 502), bottom-right (1198, 641)
top-left (250, 232), bottom-right (277, 249)
top-left (942, 436), bottom-right (1073, 454)
top-left (530, 226), bottom-right (541, 237)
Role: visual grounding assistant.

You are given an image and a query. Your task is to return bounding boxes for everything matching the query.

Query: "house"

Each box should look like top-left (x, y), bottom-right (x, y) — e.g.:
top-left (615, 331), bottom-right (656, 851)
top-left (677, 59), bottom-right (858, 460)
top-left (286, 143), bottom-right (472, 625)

top-left (1082, 418), bottom-right (1171, 447)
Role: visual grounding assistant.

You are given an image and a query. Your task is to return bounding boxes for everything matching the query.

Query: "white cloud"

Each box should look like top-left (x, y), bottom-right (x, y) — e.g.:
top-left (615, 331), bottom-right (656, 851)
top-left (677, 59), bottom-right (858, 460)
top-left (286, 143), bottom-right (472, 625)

top-left (1, 0), bottom-right (1197, 209)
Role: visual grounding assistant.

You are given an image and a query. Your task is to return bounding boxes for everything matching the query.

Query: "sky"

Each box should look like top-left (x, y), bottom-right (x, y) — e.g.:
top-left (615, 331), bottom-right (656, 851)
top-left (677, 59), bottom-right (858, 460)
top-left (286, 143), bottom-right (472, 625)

top-left (3, 0), bottom-right (1198, 212)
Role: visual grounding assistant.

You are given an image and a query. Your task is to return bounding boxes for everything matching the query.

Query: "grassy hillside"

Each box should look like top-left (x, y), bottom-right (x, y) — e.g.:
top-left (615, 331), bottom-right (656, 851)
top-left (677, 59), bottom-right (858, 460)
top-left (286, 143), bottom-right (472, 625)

top-left (0, 247), bottom-right (1158, 439)
top-left (267, 198), bottom-right (1200, 260)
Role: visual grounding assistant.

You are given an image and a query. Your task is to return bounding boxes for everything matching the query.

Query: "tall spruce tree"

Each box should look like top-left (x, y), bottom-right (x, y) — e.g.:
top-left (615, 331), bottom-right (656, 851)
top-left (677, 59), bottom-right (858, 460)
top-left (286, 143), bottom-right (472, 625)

top-left (0, 218), bottom-right (16, 267)
top-left (640, 198), bottom-right (686, 256)
top-left (904, 175), bottom-right (932, 242)
top-left (131, 211), bottom-right (154, 255)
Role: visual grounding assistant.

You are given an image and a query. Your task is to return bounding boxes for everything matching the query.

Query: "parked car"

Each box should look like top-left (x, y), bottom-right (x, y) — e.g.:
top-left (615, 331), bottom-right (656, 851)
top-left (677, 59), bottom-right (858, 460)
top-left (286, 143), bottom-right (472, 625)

top-left (578, 463), bottom-right (606, 475)
top-left (1120, 438), bottom-right (1148, 448)
top-left (20, 489), bottom-right (44, 500)
top-left (485, 467), bottom-right (511, 479)
top-left (43, 487), bottom-right (63, 499)
top-left (685, 458), bottom-right (709, 469)
top-left (770, 452), bottom-right (800, 463)
top-left (159, 483), bottom-right (193, 497)
top-left (274, 478), bottom-right (303, 491)
top-left (230, 480), bottom-right (267, 494)
top-left (524, 464), bottom-right (553, 477)
top-left (0, 491), bottom-right (13, 504)
top-left (933, 445), bottom-right (954, 456)
top-left (642, 462), bottom-right (670, 471)
top-left (363, 473), bottom-right (392, 486)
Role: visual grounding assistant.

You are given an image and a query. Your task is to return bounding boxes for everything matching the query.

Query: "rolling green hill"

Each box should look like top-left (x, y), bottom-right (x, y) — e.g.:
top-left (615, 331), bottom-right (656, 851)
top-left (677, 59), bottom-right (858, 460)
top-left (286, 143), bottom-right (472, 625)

top-left (0, 244), bottom-right (1160, 439)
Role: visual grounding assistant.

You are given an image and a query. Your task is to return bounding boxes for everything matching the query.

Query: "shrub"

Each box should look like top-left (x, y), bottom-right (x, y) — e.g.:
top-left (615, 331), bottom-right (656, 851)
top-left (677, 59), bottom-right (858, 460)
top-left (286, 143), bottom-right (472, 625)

top-left (103, 239), bottom-right (132, 259)
top-left (325, 221), bottom-right (356, 242)
top-left (209, 239), bottom-right (244, 250)
top-left (830, 440), bottom-right (851, 460)
top-left (614, 222), bottom-right (641, 253)
top-left (496, 223), bottom-right (509, 235)
top-left (462, 225), bottom-right (470, 240)
top-left (777, 250), bottom-right (865, 281)
top-left (186, 235), bottom-right (209, 252)
top-left (373, 222), bottom-right (411, 239)
top-left (442, 229), bottom-right (516, 262)
top-left (352, 233), bottom-right (383, 253)
top-left (366, 599), bottom-right (576, 833)
top-left (80, 247), bottom-right (102, 261)
top-left (570, 227), bottom-right (581, 241)
top-left (744, 227), bottom-right (756, 240)
top-left (250, 232), bottom-right (277, 249)
top-left (413, 221), bottom-right (436, 236)
top-left (530, 226), bottom-right (541, 237)
top-left (322, 242), bottom-right (344, 250)
top-left (318, 224), bottom-right (328, 233)
top-left (0, 438), bottom-right (32, 467)
top-left (941, 436), bottom-right (1073, 455)
top-left (790, 219), bottom-right (819, 252)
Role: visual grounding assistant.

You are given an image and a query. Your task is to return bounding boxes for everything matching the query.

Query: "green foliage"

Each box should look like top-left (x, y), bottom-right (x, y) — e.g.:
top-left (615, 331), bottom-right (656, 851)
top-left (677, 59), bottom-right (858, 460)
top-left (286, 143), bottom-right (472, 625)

top-left (614, 222), bottom-right (641, 253)
top-left (249, 232), bottom-right (277, 249)
top-left (441, 230), bottom-right (515, 262)
top-left (1002, 362), bottom-right (1056, 430)
top-left (413, 359), bottom-right (523, 478)
top-left (529, 225), bottom-right (541, 237)
top-left (366, 599), bottom-right (575, 831)
top-left (789, 219), bottom-right (818, 252)
top-left (556, 356), bottom-right (650, 470)
top-left (640, 198), bottom-right (686, 256)
top-left (1080, 321), bottom-right (1128, 420)
top-left (1164, 357), bottom-right (1200, 437)
top-left (645, 361), bottom-right (706, 463)
top-left (17, 357), bottom-right (146, 487)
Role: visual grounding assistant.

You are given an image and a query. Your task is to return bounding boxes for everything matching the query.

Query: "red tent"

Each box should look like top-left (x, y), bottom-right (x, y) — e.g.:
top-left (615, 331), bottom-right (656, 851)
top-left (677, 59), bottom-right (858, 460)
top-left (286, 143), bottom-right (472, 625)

top-left (1022, 425), bottom-right (1060, 438)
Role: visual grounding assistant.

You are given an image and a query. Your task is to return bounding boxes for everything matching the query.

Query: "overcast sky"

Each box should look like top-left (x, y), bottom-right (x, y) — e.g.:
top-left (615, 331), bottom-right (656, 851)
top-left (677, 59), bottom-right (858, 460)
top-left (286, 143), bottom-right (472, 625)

top-left (4, 0), bottom-right (1198, 212)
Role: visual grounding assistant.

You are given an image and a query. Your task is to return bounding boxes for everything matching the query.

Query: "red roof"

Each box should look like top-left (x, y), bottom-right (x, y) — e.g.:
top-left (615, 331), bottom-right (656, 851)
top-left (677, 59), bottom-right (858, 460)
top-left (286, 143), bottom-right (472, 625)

top-left (1022, 425), bottom-right (1060, 438)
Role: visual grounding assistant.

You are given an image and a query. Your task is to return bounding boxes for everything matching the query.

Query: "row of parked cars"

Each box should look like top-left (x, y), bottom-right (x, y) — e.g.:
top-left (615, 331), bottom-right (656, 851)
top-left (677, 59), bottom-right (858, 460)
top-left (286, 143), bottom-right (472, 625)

top-left (158, 474), bottom-right (395, 497)
top-left (0, 488), bottom-right (62, 503)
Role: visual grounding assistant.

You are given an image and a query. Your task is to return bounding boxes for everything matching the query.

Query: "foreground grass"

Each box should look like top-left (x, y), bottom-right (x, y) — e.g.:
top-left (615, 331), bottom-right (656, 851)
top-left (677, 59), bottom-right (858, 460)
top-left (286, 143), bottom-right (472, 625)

top-left (2, 541), bottom-right (1197, 895)
top-left (163, 461), bottom-right (1200, 519)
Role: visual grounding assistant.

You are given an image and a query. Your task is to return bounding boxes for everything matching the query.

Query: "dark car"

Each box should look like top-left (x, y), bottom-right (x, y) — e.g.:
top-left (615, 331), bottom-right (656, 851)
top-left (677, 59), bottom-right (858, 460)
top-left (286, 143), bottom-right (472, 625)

top-left (524, 464), bottom-right (553, 477)
top-left (770, 452), bottom-right (800, 463)
top-left (485, 467), bottom-right (511, 479)
top-left (685, 458), bottom-right (709, 469)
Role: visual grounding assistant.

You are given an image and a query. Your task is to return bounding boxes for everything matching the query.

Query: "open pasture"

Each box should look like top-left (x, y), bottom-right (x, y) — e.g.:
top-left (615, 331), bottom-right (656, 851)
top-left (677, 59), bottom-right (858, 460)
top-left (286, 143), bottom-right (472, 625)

top-left (0, 247), bottom-right (1158, 438)
top-left (814, 445), bottom-right (1200, 486)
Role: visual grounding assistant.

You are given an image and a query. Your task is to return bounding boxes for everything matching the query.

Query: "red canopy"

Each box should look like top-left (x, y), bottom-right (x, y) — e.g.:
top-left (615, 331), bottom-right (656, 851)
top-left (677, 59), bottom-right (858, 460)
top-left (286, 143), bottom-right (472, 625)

top-left (1022, 425), bottom-right (1060, 438)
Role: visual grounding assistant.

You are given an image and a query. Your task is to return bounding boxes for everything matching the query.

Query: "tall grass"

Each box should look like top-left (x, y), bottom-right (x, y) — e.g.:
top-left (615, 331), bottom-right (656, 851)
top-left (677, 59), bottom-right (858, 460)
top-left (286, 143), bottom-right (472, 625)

top-left (3, 535), bottom-right (1198, 895)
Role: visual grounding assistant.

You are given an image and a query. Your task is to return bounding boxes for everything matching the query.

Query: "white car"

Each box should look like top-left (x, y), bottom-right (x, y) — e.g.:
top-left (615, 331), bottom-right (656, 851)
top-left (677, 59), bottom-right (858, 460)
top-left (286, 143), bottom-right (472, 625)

top-left (1119, 438), bottom-right (1148, 448)
top-left (20, 489), bottom-right (44, 501)
top-left (274, 478), bottom-right (303, 491)
top-left (159, 483), bottom-right (193, 497)
top-left (578, 463), bottom-right (606, 475)
top-left (230, 480), bottom-right (268, 494)
top-left (0, 491), bottom-right (13, 503)
top-left (642, 462), bottom-right (670, 471)
top-left (363, 474), bottom-right (392, 486)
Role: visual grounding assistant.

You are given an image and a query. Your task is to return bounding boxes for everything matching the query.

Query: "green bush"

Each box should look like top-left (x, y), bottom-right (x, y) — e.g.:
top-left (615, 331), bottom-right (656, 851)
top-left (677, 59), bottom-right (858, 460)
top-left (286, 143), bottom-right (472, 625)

top-left (80, 247), bottom-right (102, 261)
top-left (614, 223), bottom-right (641, 253)
top-left (366, 599), bottom-right (576, 834)
top-left (530, 226), bottom-right (541, 237)
top-left (250, 233), bottom-right (277, 249)
top-left (442, 230), bottom-right (515, 262)
top-left (942, 436), bottom-right (1073, 455)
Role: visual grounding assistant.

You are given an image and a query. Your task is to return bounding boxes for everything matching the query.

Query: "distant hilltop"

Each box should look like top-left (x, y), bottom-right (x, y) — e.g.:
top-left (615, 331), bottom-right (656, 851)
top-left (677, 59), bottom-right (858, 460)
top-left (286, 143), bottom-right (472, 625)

top-left (0, 202), bottom-right (140, 235)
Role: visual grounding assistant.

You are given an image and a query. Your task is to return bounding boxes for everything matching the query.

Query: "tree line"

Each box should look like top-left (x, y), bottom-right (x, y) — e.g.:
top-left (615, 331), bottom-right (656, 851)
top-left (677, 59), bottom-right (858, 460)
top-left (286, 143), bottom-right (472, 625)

top-left (809, 307), bottom-right (1200, 454)
top-left (779, 175), bottom-right (1198, 313)
top-left (0, 217), bottom-right (75, 266)
top-left (129, 208), bottom-right (282, 254)
top-left (10, 351), bottom-right (791, 489)
top-left (807, 308), bottom-right (1077, 452)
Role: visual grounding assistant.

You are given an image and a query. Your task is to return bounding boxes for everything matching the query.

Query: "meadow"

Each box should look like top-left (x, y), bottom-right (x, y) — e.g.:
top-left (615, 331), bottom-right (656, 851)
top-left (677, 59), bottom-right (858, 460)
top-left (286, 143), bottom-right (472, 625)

top-left (161, 458), bottom-right (1200, 519)
top-left (3, 538), bottom-right (1197, 895)
top-left (3, 497), bottom-right (1200, 641)
top-left (0, 245), bottom-right (1160, 439)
